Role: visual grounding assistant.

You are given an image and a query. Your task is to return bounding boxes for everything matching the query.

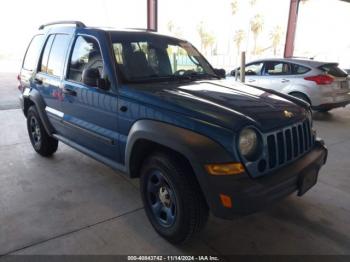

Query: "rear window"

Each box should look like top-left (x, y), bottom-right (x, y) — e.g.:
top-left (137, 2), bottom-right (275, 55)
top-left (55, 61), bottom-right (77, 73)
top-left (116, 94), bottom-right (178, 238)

top-left (22, 35), bottom-right (45, 71)
top-left (319, 63), bottom-right (348, 78)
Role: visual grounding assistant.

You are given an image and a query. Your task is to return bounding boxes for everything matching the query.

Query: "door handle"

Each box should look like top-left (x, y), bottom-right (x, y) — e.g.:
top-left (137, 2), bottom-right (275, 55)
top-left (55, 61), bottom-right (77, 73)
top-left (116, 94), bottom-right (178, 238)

top-left (281, 79), bottom-right (290, 83)
top-left (63, 88), bottom-right (77, 96)
top-left (247, 79), bottom-right (256, 82)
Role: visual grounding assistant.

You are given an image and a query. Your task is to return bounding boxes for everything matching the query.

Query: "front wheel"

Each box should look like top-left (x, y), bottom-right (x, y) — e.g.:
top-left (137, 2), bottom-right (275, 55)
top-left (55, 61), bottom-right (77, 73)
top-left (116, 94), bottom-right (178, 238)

top-left (140, 153), bottom-right (209, 244)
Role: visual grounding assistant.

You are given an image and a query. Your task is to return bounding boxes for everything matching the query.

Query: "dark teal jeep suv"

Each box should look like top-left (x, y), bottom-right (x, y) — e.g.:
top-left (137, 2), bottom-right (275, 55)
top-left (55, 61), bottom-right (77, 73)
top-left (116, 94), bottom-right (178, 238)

top-left (18, 21), bottom-right (328, 243)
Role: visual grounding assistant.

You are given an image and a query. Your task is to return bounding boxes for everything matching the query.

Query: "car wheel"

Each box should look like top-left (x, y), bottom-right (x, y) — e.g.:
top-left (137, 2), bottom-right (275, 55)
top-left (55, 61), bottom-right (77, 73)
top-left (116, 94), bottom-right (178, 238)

top-left (140, 152), bottom-right (209, 244)
top-left (27, 106), bottom-right (58, 156)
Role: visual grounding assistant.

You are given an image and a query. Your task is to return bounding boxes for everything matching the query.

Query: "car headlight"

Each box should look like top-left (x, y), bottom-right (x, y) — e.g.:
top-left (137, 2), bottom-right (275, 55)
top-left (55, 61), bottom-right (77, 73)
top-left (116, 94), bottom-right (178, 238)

top-left (238, 128), bottom-right (260, 160)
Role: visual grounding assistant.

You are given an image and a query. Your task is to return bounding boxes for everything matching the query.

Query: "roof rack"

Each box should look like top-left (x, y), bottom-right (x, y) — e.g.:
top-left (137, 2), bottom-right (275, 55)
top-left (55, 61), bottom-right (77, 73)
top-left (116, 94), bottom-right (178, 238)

top-left (39, 21), bottom-right (86, 30)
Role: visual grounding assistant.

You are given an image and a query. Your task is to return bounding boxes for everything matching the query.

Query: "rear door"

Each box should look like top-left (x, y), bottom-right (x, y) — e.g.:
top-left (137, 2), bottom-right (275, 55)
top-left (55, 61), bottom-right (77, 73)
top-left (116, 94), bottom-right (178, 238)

top-left (260, 61), bottom-right (293, 91)
top-left (60, 33), bottom-right (120, 162)
top-left (34, 34), bottom-right (71, 131)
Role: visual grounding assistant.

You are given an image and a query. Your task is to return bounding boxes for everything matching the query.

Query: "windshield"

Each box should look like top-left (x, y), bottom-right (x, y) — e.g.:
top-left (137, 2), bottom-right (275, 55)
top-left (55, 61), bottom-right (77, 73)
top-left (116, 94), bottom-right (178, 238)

top-left (110, 33), bottom-right (217, 83)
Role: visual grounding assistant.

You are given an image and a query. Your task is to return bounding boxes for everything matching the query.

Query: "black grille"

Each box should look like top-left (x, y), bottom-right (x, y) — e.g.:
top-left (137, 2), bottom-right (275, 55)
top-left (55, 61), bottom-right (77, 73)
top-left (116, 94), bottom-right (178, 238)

top-left (267, 120), bottom-right (314, 169)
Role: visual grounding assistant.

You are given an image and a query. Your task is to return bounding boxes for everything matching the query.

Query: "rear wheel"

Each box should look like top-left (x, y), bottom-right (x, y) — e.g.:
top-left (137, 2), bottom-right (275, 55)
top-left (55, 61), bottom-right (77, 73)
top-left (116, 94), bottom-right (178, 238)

top-left (27, 106), bottom-right (58, 156)
top-left (140, 152), bottom-right (209, 244)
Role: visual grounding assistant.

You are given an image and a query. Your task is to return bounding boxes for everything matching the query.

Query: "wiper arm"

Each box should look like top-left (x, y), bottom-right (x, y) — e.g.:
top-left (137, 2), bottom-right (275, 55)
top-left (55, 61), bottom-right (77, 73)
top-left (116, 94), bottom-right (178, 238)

top-left (187, 72), bottom-right (220, 80)
top-left (125, 72), bottom-right (219, 83)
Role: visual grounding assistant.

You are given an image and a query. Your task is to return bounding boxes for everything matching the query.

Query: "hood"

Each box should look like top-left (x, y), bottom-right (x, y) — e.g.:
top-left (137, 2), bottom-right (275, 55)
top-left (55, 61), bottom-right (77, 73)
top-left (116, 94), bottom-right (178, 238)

top-left (121, 79), bottom-right (308, 132)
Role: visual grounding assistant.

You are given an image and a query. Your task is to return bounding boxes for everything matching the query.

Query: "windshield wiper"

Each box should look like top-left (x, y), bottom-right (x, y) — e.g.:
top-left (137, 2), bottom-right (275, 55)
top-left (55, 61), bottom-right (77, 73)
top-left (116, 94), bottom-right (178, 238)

top-left (126, 74), bottom-right (194, 83)
top-left (125, 72), bottom-right (220, 83)
top-left (186, 72), bottom-right (220, 80)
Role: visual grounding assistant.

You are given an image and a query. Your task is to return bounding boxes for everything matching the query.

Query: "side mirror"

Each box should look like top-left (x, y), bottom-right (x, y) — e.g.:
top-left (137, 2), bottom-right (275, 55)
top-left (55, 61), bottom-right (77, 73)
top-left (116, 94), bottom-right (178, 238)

top-left (214, 68), bottom-right (226, 78)
top-left (82, 68), bottom-right (109, 90)
top-left (230, 70), bottom-right (236, 76)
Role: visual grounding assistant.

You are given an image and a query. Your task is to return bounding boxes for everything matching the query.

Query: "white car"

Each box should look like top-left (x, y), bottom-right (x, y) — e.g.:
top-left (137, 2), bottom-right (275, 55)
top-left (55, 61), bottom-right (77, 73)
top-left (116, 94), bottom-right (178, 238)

top-left (230, 58), bottom-right (350, 112)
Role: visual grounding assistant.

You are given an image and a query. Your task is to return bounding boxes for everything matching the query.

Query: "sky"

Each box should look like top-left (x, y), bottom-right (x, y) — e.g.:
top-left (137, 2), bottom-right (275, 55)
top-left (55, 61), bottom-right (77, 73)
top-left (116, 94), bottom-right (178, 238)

top-left (0, 0), bottom-right (349, 72)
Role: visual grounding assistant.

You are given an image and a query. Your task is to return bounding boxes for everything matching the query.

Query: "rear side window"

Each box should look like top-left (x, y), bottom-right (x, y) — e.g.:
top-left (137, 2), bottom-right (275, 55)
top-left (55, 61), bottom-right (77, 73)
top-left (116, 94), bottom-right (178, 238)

top-left (40, 35), bottom-right (55, 72)
top-left (40, 34), bottom-right (71, 77)
top-left (68, 36), bottom-right (103, 83)
top-left (291, 64), bottom-right (310, 75)
top-left (22, 35), bottom-right (44, 71)
top-left (319, 63), bottom-right (348, 77)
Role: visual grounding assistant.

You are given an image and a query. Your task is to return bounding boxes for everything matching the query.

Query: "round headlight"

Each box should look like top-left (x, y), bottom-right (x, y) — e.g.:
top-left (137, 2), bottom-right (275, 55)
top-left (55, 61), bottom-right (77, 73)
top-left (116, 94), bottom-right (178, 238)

top-left (239, 128), bottom-right (259, 160)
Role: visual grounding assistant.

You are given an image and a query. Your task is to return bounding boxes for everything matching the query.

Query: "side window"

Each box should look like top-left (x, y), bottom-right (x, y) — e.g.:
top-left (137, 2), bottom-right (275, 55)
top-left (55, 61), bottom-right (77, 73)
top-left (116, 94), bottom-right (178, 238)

top-left (22, 35), bottom-right (45, 71)
top-left (46, 34), bottom-right (71, 77)
top-left (40, 35), bottom-right (55, 73)
top-left (291, 64), bottom-right (310, 75)
top-left (263, 62), bottom-right (291, 75)
top-left (68, 36), bottom-right (103, 83)
top-left (245, 62), bottom-right (263, 76)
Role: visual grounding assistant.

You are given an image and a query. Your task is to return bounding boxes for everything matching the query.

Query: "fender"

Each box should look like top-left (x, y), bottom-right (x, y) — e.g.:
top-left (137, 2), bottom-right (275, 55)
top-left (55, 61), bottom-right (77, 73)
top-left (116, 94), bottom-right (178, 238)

top-left (24, 88), bottom-right (55, 135)
top-left (125, 120), bottom-right (236, 207)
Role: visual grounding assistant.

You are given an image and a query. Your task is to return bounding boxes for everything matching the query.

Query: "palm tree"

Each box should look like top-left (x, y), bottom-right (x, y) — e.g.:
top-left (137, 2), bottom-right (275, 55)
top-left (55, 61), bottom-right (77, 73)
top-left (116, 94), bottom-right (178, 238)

top-left (230, 0), bottom-right (238, 15)
top-left (249, 0), bottom-right (257, 7)
top-left (270, 26), bottom-right (283, 56)
top-left (234, 29), bottom-right (245, 56)
top-left (197, 21), bottom-right (215, 55)
top-left (250, 14), bottom-right (264, 55)
top-left (166, 20), bottom-right (174, 34)
top-left (166, 20), bottom-right (183, 37)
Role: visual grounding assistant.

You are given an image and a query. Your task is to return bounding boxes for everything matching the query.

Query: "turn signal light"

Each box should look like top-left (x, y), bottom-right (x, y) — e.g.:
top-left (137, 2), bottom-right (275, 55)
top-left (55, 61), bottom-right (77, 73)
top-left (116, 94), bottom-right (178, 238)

top-left (220, 194), bottom-right (232, 208)
top-left (205, 163), bottom-right (245, 175)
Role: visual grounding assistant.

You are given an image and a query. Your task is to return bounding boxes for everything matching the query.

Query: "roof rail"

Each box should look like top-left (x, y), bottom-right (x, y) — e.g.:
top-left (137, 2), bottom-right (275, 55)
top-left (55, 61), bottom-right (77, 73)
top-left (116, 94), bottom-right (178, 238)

top-left (39, 21), bottom-right (86, 30)
top-left (126, 28), bottom-right (157, 32)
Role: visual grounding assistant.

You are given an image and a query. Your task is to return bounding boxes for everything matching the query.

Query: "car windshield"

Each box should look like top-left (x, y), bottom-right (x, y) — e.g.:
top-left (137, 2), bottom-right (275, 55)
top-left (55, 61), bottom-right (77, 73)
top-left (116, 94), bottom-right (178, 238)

top-left (110, 33), bottom-right (217, 83)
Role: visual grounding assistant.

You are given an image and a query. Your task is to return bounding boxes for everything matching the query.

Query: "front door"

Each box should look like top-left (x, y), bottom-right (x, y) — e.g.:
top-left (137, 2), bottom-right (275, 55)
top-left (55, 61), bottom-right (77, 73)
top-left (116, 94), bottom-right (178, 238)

top-left (243, 62), bottom-right (264, 85)
top-left (260, 61), bottom-right (293, 91)
top-left (60, 34), bottom-right (120, 162)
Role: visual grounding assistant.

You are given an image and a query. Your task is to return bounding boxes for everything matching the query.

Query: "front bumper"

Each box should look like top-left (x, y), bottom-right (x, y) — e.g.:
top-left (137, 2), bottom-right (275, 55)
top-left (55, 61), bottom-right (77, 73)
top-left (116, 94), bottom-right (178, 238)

top-left (206, 140), bottom-right (327, 219)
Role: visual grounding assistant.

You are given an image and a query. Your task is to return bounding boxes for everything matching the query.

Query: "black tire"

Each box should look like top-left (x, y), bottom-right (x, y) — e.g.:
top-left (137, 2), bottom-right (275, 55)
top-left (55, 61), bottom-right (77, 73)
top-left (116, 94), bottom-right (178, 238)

top-left (290, 92), bottom-right (311, 105)
top-left (27, 106), bottom-right (58, 156)
top-left (140, 152), bottom-right (209, 244)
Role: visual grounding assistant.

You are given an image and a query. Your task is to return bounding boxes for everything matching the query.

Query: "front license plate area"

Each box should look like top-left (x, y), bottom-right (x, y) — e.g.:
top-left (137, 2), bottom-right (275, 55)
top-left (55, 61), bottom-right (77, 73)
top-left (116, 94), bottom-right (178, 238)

top-left (298, 169), bottom-right (318, 196)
